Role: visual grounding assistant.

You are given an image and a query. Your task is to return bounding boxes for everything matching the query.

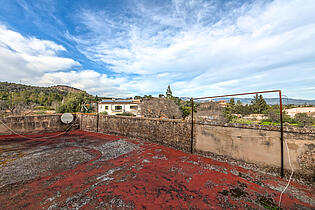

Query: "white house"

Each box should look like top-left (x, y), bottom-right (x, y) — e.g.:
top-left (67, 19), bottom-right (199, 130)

top-left (285, 107), bottom-right (315, 117)
top-left (98, 99), bottom-right (141, 116)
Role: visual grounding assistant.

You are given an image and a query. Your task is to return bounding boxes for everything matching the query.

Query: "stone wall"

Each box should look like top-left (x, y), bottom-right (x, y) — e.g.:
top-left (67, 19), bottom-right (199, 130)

top-left (195, 122), bottom-right (315, 180)
top-left (79, 114), bottom-right (192, 151)
top-left (0, 114), bottom-right (77, 135)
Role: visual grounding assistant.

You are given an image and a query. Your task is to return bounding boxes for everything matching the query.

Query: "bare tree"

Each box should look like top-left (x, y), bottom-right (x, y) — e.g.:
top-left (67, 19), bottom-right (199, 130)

top-left (141, 98), bottom-right (182, 119)
top-left (195, 101), bottom-right (226, 122)
top-left (0, 93), bottom-right (28, 116)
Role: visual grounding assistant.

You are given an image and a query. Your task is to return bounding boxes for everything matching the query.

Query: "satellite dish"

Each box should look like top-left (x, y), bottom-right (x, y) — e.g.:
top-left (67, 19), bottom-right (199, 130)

top-left (61, 113), bottom-right (74, 124)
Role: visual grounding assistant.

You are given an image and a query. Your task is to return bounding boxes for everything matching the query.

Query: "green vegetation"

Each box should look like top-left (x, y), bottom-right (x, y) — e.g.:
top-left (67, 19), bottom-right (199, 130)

top-left (230, 118), bottom-right (255, 124)
top-left (0, 82), bottom-right (96, 115)
top-left (223, 94), bottom-right (315, 127)
top-left (164, 85), bottom-right (193, 119)
top-left (33, 110), bottom-right (46, 115)
top-left (259, 121), bottom-right (280, 126)
top-left (225, 94), bottom-right (268, 119)
top-left (295, 113), bottom-right (314, 127)
top-left (180, 106), bottom-right (192, 119)
top-left (56, 92), bottom-right (95, 113)
top-left (166, 85), bottom-right (173, 99)
top-left (251, 94), bottom-right (268, 114)
top-left (116, 112), bottom-right (134, 116)
top-left (34, 106), bottom-right (55, 111)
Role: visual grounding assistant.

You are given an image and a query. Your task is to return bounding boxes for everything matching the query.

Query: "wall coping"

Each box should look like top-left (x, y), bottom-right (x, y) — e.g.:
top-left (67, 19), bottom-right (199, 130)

top-left (1, 114), bottom-right (63, 119)
top-left (197, 121), bottom-right (315, 134)
top-left (80, 113), bottom-right (187, 123)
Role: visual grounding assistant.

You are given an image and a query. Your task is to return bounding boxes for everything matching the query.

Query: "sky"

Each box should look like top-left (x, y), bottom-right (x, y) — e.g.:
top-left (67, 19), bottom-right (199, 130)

top-left (0, 0), bottom-right (314, 99)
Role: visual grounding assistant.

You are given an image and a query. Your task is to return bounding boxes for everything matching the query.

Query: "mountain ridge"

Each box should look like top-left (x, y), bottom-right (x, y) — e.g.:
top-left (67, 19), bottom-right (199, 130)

top-left (0, 81), bottom-right (88, 95)
top-left (180, 97), bottom-right (315, 105)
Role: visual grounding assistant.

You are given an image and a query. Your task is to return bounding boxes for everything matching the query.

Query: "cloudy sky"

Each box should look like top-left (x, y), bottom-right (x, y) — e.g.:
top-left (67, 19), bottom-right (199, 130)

top-left (0, 0), bottom-right (314, 99)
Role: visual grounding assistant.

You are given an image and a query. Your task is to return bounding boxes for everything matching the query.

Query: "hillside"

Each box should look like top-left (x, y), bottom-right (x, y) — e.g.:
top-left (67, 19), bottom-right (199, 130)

top-left (0, 82), bottom-right (87, 95)
top-left (50, 85), bottom-right (85, 93)
top-left (0, 81), bottom-right (96, 115)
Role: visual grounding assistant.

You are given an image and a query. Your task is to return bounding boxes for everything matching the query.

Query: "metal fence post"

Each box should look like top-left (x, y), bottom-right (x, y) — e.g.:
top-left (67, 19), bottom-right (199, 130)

top-left (279, 91), bottom-right (284, 178)
top-left (191, 98), bottom-right (194, 154)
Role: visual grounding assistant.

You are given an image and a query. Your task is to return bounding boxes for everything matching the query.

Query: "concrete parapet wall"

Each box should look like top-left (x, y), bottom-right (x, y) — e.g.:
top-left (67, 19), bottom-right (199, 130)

top-left (195, 122), bottom-right (315, 180)
top-left (0, 114), bottom-right (76, 135)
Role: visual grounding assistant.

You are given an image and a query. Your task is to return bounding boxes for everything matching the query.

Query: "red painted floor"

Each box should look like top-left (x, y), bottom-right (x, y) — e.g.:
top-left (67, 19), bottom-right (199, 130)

top-left (0, 130), bottom-right (314, 209)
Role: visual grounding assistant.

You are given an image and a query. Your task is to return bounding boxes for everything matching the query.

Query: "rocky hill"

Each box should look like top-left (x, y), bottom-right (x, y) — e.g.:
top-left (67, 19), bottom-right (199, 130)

top-left (50, 85), bottom-right (85, 93)
top-left (0, 82), bottom-right (87, 95)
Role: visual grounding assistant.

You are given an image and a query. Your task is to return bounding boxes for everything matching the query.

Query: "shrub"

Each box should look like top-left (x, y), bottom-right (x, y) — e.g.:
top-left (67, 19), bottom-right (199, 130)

top-left (100, 111), bottom-right (108, 115)
top-left (116, 112), bottom-right (134, 116)
top-left (33, 110), bottom-right (46, 115)
top-left (230, 118), bottom-right (255, 124)
top-left (180, 106), bottom-right (191, 119)
top-left (34, 106), bottom-right (54, 111)
top-left (295, 113), bottom-right (314, 127)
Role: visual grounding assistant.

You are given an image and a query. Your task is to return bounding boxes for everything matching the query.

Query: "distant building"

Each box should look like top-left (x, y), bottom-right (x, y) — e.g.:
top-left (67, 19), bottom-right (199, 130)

top-left (217, 100), bottom-right (227, 107)
top-left (285, 107), bottom-right (315, 117)
top-left (98, 99), bottom-right (141, 116)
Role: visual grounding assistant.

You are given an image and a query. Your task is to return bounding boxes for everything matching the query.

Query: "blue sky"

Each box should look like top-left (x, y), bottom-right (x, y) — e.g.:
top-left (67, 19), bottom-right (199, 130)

top-left (0, 0), bottom-right (314, 99)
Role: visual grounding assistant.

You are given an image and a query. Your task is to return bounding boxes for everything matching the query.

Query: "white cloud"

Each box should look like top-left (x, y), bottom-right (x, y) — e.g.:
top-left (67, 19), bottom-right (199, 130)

top-left (0, 25), bottom-right (65, 56)
top-left (70, 0), bottom-right (315, 98)
top-left (0, 24), bottom-right (79, 81)
top-left (1, 0), bottom-right (315, 99)
top-left (0, 24), bottom-right (151, 97)
top-left (34, 70), bottom-right (131, 97)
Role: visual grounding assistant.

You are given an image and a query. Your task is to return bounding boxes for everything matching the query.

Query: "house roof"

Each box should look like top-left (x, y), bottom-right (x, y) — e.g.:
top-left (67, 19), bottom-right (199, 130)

top-left (99, 99), bottom-right (141, 104)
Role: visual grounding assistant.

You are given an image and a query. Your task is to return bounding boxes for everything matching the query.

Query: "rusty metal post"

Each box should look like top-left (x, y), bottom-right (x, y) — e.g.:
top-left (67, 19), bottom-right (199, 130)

top-left (191, 98), bottom-right (194, 154)
top-left (279, 91), bottom-right (284, 178)
top-left (96, 102), bottom-right (99, 133)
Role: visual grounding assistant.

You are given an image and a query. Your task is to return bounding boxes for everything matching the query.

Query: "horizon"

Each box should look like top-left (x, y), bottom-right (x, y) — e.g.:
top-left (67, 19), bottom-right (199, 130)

top-left (2, 80), bottom-right (315, 101)
top-left (0, 0), bottom-right (315, 99)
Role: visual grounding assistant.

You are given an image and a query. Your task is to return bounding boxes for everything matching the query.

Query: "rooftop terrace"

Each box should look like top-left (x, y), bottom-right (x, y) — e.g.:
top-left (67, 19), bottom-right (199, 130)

top-left (0, 130), bottom-right (314, 209)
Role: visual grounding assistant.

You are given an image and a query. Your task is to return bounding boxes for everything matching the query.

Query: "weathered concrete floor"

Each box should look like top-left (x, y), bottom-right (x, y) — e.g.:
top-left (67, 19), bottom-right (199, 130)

top-left (0, 130), bottom-right (314, 209)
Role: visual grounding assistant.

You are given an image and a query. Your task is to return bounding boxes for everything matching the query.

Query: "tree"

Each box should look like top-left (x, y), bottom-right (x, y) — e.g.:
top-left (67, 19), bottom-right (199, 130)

top-left (295, 113), bottom-right (314, 127)
top-left (166, 85), bottom-right (173, 99)
top-left (0, 92), bottom-right (28, 115)
top-left (229, 98), bottom-right (235, 107)
top-left (57, 92), bottom-right (94, 113)
top-left (251, 94), bottom-right (268, 114)
top-left (234, 100), bottom-right (251, 117)
top-left (264, 108), bottom-right (280, 123)
top-left (180, 106), bottom-right (191, 119)
top-left (143, 95), bottom-right (153, 99)
top-left (158, 94), bottom-right (165, 98)
top-left (224, 98), bottom-right (236, 122)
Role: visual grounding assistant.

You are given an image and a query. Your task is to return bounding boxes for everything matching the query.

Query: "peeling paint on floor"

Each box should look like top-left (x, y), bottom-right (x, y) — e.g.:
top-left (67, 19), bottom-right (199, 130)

top-left (0, 130), bottom-right (314, 209)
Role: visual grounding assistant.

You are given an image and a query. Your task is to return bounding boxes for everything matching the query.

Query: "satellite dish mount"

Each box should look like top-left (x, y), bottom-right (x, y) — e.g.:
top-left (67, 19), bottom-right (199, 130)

top-left (61, 113), bottom-right (74, 124)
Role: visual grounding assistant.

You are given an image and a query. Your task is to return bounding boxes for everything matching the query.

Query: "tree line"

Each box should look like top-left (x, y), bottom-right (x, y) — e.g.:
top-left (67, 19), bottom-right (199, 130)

top-left (0, 82), bottom-right (96, 116)
top-left (224, 94), bottom-right (315, 127)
